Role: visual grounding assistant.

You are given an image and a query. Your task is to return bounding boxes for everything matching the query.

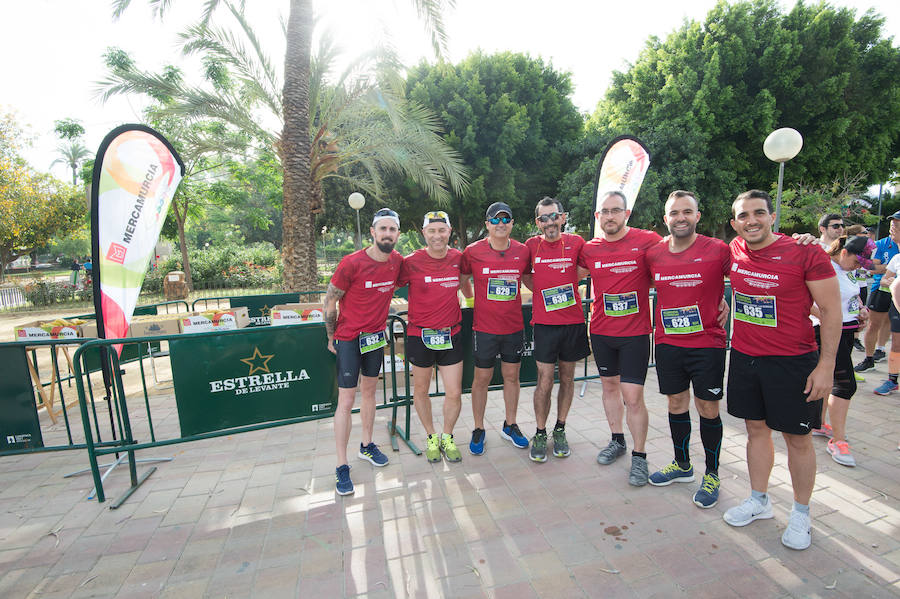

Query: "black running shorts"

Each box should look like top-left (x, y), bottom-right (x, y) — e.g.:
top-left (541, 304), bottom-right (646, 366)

top-left (472, 330), bottom-right (524, 368)
top-left (726, 349), bottom-right (823, 434)
top-left (866, 288), bottom-right (892, 313)
top-left (654, 344), bottom-right (726, 401)
top-left (533, 323), bottom-right (590, 364)
top-left (334, 337), bottom-right (384, 388)
top-left (406, 332), bottom-right (464, 368)
top-left (590, 334), bottom-right (650, 385)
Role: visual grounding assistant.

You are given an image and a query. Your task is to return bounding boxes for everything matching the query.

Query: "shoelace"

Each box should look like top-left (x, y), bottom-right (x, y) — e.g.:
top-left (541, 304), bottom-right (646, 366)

top-left (661, 462), bottom-right (687, 474)
top-left (701, 474), bottom-right (719, 493)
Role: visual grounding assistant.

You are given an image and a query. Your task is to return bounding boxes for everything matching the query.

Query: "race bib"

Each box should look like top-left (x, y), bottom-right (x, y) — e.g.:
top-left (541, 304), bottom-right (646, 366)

top-left (487, 278), bottom-right (518, 301)
top-left (422, 327), bottom-right (452, 350)
top-left (541, 284), bottom-right (576, 312)
top-left (848, 296), bottom-right (861, 316)
top-left (603, 291), bottom-right (639, 317)
top-left (733, 293), bottom-right (777, 327)
top-left (661, 305), bottom-right (703, 335)
top-left (358, 330), bottom-right (387, 353)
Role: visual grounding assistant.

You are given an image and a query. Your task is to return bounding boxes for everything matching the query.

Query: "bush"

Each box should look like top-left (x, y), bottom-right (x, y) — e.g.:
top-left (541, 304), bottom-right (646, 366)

top-left (142, 242), bottom-right (282, 290)
top-left (24, 280), bottom-right (78, 306)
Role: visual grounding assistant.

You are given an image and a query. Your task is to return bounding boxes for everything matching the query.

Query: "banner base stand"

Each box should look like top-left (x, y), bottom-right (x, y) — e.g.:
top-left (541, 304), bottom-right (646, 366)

top-left (64, 454), bottom-right (173, 500)
top-left (111, 465), bottom-right (157, 510)
top-left (387, 421), bottom-right (420, 455)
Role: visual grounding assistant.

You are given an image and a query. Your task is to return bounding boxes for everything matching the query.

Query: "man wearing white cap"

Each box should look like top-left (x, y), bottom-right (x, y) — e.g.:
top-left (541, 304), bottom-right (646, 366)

top-left (324, 208), bottom-right (402, 495)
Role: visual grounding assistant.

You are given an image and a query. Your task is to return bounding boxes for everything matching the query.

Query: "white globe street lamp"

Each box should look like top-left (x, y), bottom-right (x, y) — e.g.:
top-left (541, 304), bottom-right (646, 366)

top-left (348, 192), bottom-right (366, 249)
top-left (763, 128), bottom-right (803, 232)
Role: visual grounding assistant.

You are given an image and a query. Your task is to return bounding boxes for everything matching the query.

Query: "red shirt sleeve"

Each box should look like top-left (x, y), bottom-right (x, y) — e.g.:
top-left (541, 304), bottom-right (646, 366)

top-left (460, 248), bottom-right (472, 274)
top-left (331, 255), bottom-right (354, 291)
top-left (805, 244), bottom-right (837, 281)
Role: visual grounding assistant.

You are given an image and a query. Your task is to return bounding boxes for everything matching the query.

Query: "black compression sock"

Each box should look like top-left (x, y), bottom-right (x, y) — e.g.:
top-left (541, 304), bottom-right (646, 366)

top-left (699, 415), bottom-right (723, 475)
top-left (669, 411), bottom-right (692, 466)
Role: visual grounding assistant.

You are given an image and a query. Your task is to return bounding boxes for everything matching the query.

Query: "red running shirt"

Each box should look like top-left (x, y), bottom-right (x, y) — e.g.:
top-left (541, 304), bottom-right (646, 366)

top-left (398, 248), bottom-right (463, 336)
top-left (526, 233), bottom-right (586, 326)
top-left (729, 234), bottom-right (835, 356)
top-left (578, 228), bottom-right (662, 336)
top-left (461, 237), bottom-right (531, 334)
top-left (646, 235), bottom-right (731, 349)
top-left (330, 248), bottom-right (402, 341)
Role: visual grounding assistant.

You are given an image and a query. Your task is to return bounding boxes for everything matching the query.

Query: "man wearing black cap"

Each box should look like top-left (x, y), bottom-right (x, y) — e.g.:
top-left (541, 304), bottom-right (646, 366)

top-left (461, 202), bottom-right (532, 455)
top-left (854, 211), bottom-right (900, 373)
top-left (324, 207), bottom-right (403, 495)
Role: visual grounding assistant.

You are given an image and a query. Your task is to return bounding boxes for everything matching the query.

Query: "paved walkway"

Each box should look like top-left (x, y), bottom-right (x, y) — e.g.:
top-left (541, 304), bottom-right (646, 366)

top-left (0, 351), bottom-right (898, 598)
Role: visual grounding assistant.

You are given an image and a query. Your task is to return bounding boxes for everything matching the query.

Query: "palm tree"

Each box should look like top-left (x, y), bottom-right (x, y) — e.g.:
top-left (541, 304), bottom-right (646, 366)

top-left (110, 0), bottom-right (458, 291)
top-left (51, 141), bottom-right (91, 185)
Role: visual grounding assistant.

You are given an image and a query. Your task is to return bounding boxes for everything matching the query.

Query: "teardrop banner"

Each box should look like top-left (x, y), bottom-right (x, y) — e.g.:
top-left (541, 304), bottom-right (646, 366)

top-left (90, 125), bottom-right (185, 355)
top-left (589, 135), bottom-right (651, 239)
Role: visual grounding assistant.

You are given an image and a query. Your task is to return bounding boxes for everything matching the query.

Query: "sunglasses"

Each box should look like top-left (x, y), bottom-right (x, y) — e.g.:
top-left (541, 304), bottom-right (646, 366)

top-left (374, 208), bottom-right (399, 219)
top-left (828, 223), bottom-right (845, 230)
top-left (488, 216), bottom-right (512, 225)
top-left (537, 212), bottom-right (566, 223)
top-left (425, 210), bottom-right (449, 220)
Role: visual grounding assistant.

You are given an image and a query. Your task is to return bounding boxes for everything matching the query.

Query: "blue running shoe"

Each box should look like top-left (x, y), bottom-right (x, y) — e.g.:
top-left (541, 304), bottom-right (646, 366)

top-left (500, 422), bottom-right (529, 448)
top-left (874, 380), bottom-right (898, 396)
top-left (648, 461), bottom-right (695, 486)
top-left (335, 464), bottom-right (354, 495)
top-left (358, 442), bottom-right (389, 467)
top-left (693, 473), bottom-right (720, 508)
top-left (469, 428), bottom-right (485, 455)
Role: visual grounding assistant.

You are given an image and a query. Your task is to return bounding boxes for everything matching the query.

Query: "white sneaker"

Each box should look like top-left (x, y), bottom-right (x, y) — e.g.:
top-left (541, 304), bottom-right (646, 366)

top-left (723, 495), bottom-right (774, 527)
top-left (781, 509), bottom-right (811, 550)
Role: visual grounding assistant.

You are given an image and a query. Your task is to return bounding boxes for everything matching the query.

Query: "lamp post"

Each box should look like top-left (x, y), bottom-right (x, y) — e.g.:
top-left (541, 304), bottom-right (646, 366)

top-left (348, 192), bottom-right (365, 249)
top-left (763, 127), bottom-right (803, 232)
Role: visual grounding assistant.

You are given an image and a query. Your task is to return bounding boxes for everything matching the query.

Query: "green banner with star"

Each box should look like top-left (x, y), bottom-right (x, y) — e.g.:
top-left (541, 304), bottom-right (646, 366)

top-left (169, 324), bottom-right (338, 436)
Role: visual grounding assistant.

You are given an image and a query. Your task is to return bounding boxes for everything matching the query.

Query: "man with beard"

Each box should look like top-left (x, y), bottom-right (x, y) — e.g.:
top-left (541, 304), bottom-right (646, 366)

top-left (461, 202), bottom-right (532, 455)
top-left (724, 190), bottom-right (839, 551)
top-left (645, 191), bottom-right (731, 508)
top-left (398, 211), bottom-right (473, 463)
top-left (324, 208), bottom-right (403, 495)
top-left (523, 197), bottom-right (590, 462)
top-left (578, 190), bottom-right (662, 486)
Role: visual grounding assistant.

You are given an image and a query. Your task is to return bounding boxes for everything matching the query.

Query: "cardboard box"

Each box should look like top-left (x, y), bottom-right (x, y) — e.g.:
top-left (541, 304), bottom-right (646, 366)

top-left (81, 320), bottom-right (98, 338)
top-left (14, 319), bottom-right (85, 340)
top-left (128, 314), bottom-right (183, 337)
top-left (270, 303), bottom-right (325, 326)
top-left (180, 307), bottom-right (251, 334)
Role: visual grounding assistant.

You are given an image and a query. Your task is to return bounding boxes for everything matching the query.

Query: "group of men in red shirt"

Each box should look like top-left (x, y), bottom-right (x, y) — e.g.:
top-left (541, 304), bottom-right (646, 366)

top-left (324, 189), bottom-right (839, 551)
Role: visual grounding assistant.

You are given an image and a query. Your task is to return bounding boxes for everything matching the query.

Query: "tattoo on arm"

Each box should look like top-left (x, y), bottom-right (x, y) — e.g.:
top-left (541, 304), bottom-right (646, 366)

top-left (324, 282), bottom-right (345, 338)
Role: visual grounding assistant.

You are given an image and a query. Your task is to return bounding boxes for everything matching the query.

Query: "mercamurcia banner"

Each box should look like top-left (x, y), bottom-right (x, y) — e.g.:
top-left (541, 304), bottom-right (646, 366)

top-left (91, 125), bottom-right (185, 353)
top-left (591, 136), bottom-right (651, 237)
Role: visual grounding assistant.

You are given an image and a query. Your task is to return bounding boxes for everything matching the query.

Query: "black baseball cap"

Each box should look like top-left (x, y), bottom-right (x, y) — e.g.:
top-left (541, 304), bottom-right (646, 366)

top-left (485, 202), bottom-right (512, 220)
top-left (843, 235), bottom-right (868, 256)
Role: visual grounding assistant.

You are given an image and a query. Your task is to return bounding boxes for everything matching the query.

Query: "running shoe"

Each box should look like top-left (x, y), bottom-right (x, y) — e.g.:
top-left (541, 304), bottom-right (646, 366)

top-left (874, 380), bottom-right (899, 395)
top-left (853, 339), bottom-right (865, 352)
top-left (854, 372), bottom-right (865, 382)
top-left (425, 434), bottom-right (441, 463)
top-left (693, 473), bottom-right (720, 509)
top-left (873, 349), bottom-right (887, 362)
top-left (826, 438), bottom-right (856, 467)
top-left (854, 356), bottom-right (875, 372)
top-left (552, 428), bottom-right (571, 458)
top-left (500, 422), bottom-right (529, 449)
top-left (596, 439), bottom-right (627, 465)
top-left (440, 434), bottom-right (462, 462)
top-left (335, 464), bottom-right (354, 496)
top-left (723, 496), bottom-right (774, 527)
top-left (358, 442), bottom-right (389, 467)
top-left (469, 428), bottom-right (485, 455)
top-left (649, 461), bottom-right (695, 486)
top-left (629, 455), bottom-right (649, 487)
top-left (530, 431), bottom-right (548, 463)
top-left (811, 423), bottom-right (833, 438)
top-left (781, 509), bottom-right (811, 550)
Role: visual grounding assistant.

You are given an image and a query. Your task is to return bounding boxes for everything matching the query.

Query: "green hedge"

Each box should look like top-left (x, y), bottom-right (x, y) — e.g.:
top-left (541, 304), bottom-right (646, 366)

top-left (144, 242), bottom-right (282, 292)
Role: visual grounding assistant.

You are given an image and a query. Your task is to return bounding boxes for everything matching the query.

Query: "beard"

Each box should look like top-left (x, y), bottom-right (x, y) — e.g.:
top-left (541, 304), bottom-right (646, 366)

top-left (542, 224), bottom-right (560, 240)
top-left (376, 239), bottom-right (396, 253)
top-left (669, 223), bottom-right (696, 238)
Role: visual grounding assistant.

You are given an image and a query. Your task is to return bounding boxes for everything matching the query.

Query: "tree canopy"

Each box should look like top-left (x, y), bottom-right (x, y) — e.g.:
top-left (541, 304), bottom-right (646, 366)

top-left (560, 0), bottom-right (900, 237)
top-left (405, 51), bottom-right (583, 243)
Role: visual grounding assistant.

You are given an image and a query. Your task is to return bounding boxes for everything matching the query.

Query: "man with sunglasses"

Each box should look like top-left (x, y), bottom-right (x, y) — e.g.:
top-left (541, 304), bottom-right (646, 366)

top-left (461, 202), bottom-right (532, 455)
top-left (324, 208), bottom-right (403, 495)
top-left (817, 214), bottom-right (845, 251)
top-left (523, 197), bottom-right (590, 462)
top-left (398, 211), bottom-right (473, 463)
top-left (578, 190), bottom-right (662, 486)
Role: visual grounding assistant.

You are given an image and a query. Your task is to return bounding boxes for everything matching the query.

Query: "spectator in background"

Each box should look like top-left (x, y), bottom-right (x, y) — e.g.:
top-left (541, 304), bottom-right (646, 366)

top-left (817, 214), bottom-right (845, 250)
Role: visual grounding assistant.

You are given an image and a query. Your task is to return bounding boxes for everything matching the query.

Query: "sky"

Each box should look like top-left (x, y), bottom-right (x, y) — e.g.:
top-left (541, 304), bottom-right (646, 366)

top-left (1, 0), bottom-right (897, 184)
